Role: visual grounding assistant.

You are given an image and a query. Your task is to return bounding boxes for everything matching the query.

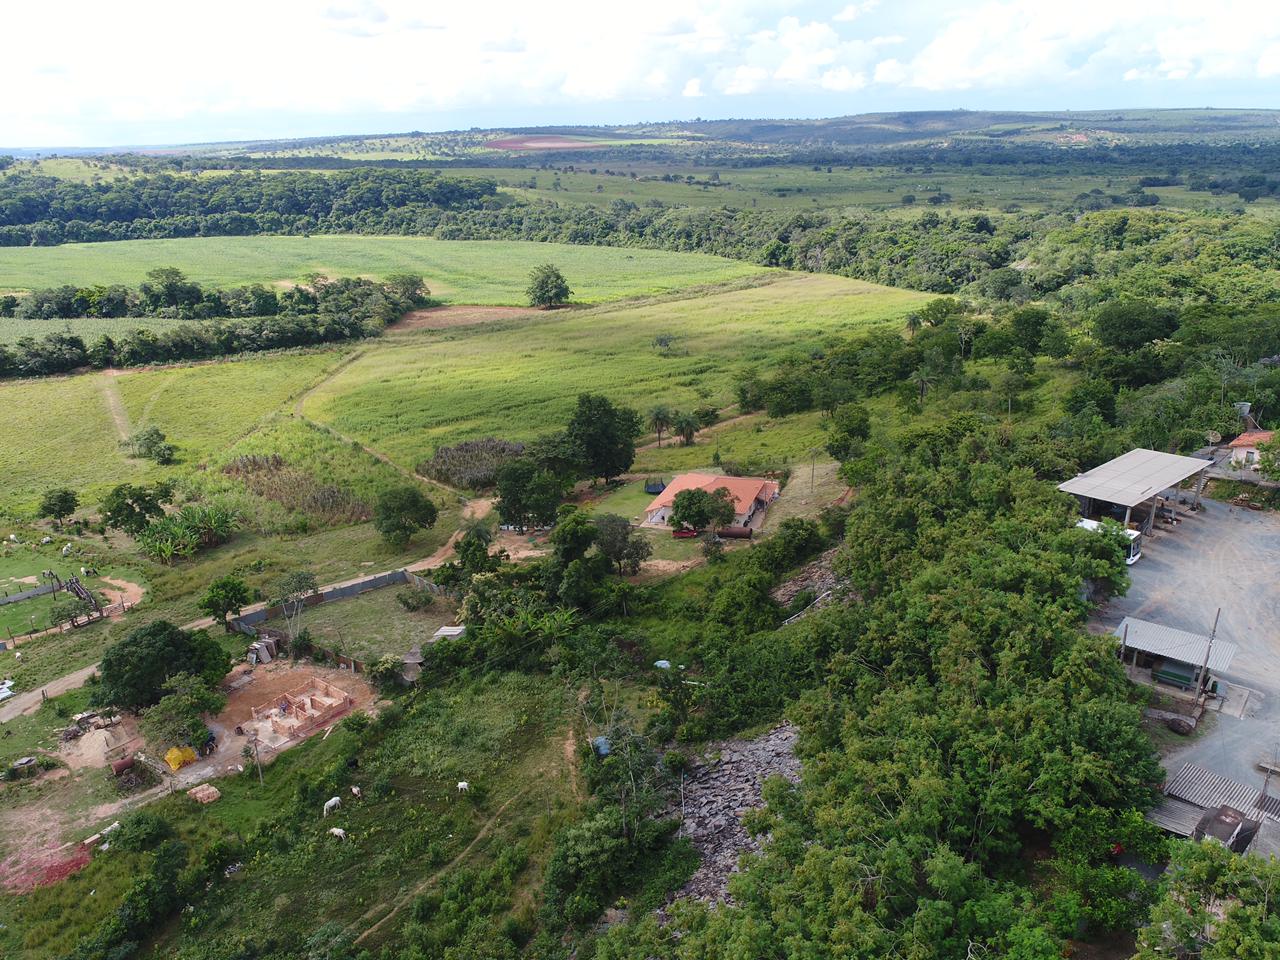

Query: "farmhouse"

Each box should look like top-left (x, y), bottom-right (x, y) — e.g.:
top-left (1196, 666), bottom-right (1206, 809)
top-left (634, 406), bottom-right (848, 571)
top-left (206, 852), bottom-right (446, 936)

top-left (642, 473), bottom-right (780, 529)
top-left (1147, 762), bottom-right (1280, 858)
top-left (1227, 429), bottom-right (1275, 468)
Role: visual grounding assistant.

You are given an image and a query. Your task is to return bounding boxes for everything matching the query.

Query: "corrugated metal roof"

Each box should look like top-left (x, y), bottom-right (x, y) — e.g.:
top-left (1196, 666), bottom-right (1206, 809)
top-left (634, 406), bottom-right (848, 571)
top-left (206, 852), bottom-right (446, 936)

top-left (1058, 448), bottom-right (1210, 507)
top-left (1114, 617), bottom-right (1237, 672)
top-left (1165, 763), bottom-right (1267, 819)
top-left (1146, 797), bottom-right (1204, 836)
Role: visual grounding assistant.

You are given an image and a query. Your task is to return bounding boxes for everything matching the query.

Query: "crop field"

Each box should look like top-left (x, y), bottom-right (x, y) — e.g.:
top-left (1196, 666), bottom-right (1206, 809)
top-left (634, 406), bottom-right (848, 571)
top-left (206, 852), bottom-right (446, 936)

top-left (281, 587), bottom-right (460, 664)
top-left (0, 237), bottom-right (767, 302)
top-left (300, 273), bottom-right (930, 468)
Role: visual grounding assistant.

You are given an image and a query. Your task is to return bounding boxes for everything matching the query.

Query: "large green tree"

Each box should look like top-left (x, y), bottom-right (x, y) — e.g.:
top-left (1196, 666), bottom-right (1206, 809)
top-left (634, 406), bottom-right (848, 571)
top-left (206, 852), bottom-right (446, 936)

top-left (495, 458), bottom-right (566, 530)
top-left (101, 481), bottom-right (173, 536)
top-left (38, 487), bottom-right (78, 527)
top-left (97, 621), bottom-right (230, 713)
top-left (669, 486), bottom-right (736, 532)
top-left (198, 575), bottom-right (253, 632)
top-left (373, 485), bottom-right (439, 547)
top-left (564, 394), bottom-right (642, 482)
top-left (526, 263), bottom-right (572, 308)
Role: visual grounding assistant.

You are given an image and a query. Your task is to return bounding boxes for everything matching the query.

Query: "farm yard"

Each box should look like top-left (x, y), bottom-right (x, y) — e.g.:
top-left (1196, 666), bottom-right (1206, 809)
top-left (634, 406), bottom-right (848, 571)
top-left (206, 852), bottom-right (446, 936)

top-left (0, 236), bottom-right (767, 302)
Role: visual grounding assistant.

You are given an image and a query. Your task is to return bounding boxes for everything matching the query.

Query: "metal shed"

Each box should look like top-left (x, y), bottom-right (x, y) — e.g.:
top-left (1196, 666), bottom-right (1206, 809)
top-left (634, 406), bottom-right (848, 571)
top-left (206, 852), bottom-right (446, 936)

top-left (1058, 448), bottom-right (1210, 533)
top-left (1113, 617), bottom-right (1237, 674)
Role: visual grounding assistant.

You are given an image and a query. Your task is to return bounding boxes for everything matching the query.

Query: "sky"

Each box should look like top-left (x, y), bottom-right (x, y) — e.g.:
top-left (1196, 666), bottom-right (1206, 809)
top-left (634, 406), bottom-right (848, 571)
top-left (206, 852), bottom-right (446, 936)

top-left (5, 0), bottom-right (1280, 147)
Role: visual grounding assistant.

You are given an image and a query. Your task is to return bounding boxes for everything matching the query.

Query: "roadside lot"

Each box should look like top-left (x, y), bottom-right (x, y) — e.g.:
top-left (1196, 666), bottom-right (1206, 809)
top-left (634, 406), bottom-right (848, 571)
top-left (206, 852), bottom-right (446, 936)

top-left (1093, 498), bottom-right (1280, 784)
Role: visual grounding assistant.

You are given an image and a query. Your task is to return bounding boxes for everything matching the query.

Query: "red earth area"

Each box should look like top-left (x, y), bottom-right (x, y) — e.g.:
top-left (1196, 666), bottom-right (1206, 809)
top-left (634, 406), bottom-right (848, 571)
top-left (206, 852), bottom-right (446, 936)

top-left (487, 135), bottom-right (606, 151)
top-left (0, 843), bottom-right (92, 894)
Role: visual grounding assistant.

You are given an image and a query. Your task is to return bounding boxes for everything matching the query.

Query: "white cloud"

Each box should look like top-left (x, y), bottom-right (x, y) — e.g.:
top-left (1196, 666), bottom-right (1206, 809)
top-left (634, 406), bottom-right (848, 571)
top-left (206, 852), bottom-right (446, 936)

top-left (833, 1), bottom-right (878, 22)
top-left (4, 0), bottom-right (1280, 145)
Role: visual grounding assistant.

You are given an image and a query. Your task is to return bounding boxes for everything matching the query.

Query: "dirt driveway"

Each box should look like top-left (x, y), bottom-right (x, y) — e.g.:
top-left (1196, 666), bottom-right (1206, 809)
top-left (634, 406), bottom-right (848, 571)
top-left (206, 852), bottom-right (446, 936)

top-left (1092, 498), bottom-right (1280, 784)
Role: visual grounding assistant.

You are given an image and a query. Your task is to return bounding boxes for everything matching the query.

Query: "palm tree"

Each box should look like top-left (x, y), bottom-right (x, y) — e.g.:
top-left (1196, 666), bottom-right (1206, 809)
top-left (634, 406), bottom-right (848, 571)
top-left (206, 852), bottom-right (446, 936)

top-left (673, 411), bottom-right (700, 446)
top-left (905, 313), bottom-right (922, 340)
top-left (648, 405), bottom-right (674, 447)
top-left (910, 366), bottom-right (936, 403)
top-left (460, 516), bottom-right (494, 548)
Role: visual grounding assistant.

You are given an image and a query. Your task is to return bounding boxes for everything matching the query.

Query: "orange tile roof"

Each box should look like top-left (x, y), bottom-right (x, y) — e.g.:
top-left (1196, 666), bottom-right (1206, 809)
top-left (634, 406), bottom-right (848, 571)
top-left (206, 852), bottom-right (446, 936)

top-left (645, 473), bottom-right (779, 515)
top-left (1228, 430), bottom-right (1276, 448)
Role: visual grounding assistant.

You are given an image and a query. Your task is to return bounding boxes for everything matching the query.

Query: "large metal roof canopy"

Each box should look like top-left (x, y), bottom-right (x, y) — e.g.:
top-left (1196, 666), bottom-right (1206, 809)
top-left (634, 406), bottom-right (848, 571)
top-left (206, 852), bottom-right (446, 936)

top-left (1113, 616), bottom-right (1237, 673)
top-left (1058, 448), bottom-right (1210, 508)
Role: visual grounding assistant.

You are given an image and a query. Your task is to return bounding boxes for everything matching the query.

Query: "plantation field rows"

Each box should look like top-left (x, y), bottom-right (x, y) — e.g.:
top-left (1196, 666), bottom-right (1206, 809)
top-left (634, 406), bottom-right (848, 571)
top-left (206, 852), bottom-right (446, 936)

top-left (0, 236), bottom-right (767, 301)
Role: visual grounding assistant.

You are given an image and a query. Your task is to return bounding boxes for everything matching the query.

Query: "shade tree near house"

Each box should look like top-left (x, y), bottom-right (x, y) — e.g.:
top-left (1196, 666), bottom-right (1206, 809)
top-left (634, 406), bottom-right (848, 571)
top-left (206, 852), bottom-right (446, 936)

top-left (564, 393), bottom-right (643, 482)
top-left (669, 486), bottom-right (736, 532)
top-left (138, 671), bottom-right (227, 752)
top-left (594, 514), bottom-right (653, 575)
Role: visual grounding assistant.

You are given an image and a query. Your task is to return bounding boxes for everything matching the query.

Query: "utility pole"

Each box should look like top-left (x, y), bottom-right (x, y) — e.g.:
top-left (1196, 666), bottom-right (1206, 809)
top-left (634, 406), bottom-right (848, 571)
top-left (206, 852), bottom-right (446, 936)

top-left (1196, 607), bottom-right (1222, 704)
top-left (252, 734), bottom-right (264, 786)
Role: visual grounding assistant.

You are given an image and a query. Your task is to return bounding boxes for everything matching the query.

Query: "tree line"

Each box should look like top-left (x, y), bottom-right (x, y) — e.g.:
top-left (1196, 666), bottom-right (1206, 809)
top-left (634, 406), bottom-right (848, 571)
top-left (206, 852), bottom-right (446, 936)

top-left (0, 269), bottom-right (427, 376)
top-left (0, 168), bottom-right (498, 245)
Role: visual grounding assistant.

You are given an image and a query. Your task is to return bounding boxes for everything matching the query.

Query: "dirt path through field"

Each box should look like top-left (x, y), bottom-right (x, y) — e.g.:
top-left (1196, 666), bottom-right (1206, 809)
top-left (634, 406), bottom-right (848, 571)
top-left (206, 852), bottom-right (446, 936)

top-left (353, 787), bottom-right (528, 946)
top-left (97, 373), bottom-right (131, 441)
top-left (0, 664), bottom-right (100, 723)
top-left (391, 305), bottom-right (542, 331)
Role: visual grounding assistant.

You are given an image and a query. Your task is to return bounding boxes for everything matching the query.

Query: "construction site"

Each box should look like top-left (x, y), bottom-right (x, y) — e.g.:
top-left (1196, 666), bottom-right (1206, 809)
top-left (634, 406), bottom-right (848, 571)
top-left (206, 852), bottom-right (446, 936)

top-left (243, 675), bottom-right (356, 749)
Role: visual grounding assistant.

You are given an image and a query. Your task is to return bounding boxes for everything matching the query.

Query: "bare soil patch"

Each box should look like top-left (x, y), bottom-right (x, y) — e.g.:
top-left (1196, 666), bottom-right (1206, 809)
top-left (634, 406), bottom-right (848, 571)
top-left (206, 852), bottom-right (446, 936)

top-left (487, 135), bottom-right (605, 151)
top-left (393, 305), bottom-right (541, 331)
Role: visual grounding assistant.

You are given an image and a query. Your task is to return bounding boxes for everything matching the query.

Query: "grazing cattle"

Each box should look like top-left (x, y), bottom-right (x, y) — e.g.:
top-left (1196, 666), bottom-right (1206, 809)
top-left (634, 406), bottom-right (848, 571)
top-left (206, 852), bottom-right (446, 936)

top-left (62, 544), bottom-right (72, 556)
top-left (328, 827), bottom-right (347, 840)
top-left (351, 785), bottom-right (362, 798)
top-left (323, 796), bottom-right (342, 817)
top-left (456, 781), bottom-right (469, 794)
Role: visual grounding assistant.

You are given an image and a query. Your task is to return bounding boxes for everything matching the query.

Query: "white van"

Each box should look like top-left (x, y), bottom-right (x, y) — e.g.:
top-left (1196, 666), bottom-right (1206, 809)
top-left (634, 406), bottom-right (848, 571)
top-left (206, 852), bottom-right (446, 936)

top-left (1076, 518), bottom-right (1142, 565)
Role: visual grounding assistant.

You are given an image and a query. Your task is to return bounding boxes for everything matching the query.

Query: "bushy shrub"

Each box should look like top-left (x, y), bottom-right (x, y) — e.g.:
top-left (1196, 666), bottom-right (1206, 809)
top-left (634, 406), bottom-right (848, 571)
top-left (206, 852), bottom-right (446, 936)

top-left (113, 811), bottom-right (175, 852)
top-left (417, 438), bottom-right (526, 489)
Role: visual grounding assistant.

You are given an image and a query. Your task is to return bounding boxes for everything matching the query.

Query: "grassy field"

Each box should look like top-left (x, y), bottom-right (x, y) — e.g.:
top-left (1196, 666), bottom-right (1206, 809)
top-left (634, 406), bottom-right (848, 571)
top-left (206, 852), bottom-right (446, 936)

top-left (0, 671), bottom-right (578, 960)
top-left (0, 236), bottom-right (767, 302)
top-left (0, 350), bottom-right (347, 513)
top-left (282, 587), bottom-right (459, 663)
top-left (302, 273), bottom-right (929, 468)
top-left (430, 162), bottom-right (1278, 215)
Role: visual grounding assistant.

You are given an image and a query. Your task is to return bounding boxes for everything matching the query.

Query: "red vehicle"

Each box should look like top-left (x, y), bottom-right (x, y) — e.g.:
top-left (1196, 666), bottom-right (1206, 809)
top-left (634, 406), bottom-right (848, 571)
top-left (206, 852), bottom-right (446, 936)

top-left (672, 528), bottom-right (699, 539)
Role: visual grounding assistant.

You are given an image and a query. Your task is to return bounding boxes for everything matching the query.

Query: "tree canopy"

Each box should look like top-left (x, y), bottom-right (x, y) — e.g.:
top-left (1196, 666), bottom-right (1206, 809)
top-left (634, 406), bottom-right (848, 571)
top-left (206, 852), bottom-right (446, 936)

top-left (373, 485), bottom-right (439, 547)
top-left (96, 621), bottom-right (230, 713)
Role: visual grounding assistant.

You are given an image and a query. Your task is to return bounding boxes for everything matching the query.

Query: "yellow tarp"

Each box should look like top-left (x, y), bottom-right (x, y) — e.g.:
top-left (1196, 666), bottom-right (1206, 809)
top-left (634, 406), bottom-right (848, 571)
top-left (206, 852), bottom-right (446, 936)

top-left (165, 746), bottom-right (197, 771)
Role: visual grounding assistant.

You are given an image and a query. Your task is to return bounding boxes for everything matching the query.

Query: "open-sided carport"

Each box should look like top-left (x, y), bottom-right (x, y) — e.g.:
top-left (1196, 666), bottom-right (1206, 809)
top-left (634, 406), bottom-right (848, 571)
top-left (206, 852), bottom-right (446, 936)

top-left (1059, 448), bottom-right (1211, 539)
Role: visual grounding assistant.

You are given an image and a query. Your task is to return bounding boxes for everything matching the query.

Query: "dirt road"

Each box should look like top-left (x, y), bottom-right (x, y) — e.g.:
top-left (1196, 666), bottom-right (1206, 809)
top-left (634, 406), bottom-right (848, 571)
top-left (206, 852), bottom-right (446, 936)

top-left (0, 664), bottom-right (100, 723)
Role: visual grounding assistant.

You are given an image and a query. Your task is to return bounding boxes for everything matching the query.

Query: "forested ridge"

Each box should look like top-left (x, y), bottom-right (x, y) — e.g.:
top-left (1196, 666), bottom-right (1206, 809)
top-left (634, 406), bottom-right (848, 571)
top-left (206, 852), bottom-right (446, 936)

top-left (0, 169), bottom-right (498, 246)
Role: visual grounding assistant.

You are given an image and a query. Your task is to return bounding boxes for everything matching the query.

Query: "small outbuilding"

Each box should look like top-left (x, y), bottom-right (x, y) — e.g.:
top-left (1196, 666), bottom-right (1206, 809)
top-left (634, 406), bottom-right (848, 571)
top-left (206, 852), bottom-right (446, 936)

top-left (1113, 616), bottom-right (1236, 693)
top-left (1227, 429), bottom-right (1275, 469)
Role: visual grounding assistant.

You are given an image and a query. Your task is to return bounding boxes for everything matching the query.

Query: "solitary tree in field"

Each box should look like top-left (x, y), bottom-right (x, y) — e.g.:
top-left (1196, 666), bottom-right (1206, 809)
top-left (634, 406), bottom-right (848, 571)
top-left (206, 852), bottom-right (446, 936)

top-left (374, 485), bottom-right (439, 548)
top-left (39, 488), bottom-right (78, 528)
top-left (272, 570), bottom-right (318, 640)
top-left (648, 405), bottom-right (674, 448)
top-left (526, 263), bottom-right (572, 309)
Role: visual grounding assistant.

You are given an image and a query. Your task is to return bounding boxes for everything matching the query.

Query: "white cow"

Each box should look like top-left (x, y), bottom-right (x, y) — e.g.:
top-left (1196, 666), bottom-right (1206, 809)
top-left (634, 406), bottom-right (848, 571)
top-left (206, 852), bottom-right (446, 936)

top-left (322, 796), bottom-right (342, 817)
top-left (456, 781), bottom-right (470, 794)
top-left (62, 544), bottom-right (72, 556)
top-left (350, 785), bottom-right (362, 798)
top-left (328, 827), bottom-right (347, 840)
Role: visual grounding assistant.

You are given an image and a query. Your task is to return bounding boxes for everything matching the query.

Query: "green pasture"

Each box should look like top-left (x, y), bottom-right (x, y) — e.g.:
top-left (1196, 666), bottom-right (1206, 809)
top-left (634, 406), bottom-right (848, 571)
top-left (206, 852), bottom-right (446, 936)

top-left (301, 273), bottom-right (929, 468)
top-left (3, 157), bottom-right (135, 183)
top-left (280, 587), bottom-right (459, 664)
top-left (0, 351), bottom-right (346, 513)
top-left (0, 236), bottom-right (767, 302)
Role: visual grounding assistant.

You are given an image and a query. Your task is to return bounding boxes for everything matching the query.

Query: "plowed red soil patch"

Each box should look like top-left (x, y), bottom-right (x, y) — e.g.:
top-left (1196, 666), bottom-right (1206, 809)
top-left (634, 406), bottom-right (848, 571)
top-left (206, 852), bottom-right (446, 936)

top-left (393, 305), bottom-right (542, 331)
top-left (487, 135), bottom-right (605, 151)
